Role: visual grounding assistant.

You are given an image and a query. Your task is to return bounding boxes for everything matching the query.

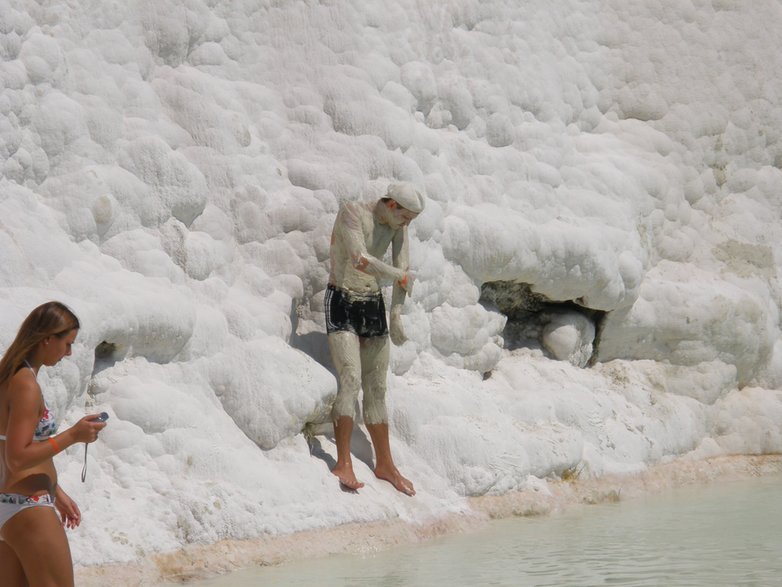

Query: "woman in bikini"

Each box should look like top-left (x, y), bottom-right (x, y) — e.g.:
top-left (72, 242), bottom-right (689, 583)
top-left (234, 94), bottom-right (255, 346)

top-left (0, 301), bottom-right (107, 587)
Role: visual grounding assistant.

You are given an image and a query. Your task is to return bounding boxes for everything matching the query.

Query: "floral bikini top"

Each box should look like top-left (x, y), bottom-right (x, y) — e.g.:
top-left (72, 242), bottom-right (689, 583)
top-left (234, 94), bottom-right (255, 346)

top-left (0, 360), bottom-right (58, 442)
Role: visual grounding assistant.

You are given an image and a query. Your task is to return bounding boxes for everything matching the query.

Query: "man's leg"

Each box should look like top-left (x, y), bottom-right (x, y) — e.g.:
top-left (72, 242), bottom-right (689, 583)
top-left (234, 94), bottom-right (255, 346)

top-left (361, 336), bottom-right (416, 496)
top-left (328, 330), bottom-right (364, 489)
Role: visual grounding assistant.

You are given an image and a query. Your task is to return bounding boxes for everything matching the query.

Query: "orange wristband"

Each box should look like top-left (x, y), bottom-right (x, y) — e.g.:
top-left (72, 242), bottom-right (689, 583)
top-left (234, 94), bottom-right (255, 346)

top-left (47, 436), bottom-right (61, 454)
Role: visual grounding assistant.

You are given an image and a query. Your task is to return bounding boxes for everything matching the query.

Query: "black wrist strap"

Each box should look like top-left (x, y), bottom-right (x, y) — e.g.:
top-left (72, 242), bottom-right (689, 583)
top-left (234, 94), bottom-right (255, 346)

top-left (81, 444), bottom-right (88, 482)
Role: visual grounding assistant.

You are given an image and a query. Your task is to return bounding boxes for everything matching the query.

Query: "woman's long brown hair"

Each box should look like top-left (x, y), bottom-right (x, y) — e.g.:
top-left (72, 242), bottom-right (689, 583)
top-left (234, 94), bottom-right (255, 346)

top-left (0, 301), bottom-right (80, 387)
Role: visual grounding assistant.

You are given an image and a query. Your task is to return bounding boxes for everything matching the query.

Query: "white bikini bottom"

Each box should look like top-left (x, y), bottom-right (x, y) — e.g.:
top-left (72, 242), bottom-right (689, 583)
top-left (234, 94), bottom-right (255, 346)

top-left (0, 493), bottom-right (55, 541)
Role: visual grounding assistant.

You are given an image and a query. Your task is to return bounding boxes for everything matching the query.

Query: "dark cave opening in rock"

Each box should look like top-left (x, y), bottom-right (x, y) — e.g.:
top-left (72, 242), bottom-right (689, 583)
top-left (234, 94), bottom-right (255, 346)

top-left (479, 281), bottom-right (607, 367)
top-left (93, 340), bottom-right (129, 375)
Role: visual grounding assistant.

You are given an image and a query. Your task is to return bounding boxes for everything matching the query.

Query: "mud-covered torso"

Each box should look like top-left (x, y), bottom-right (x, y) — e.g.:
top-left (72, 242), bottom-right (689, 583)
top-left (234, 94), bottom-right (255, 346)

top-left (329, 201), bottom-right (398, 294)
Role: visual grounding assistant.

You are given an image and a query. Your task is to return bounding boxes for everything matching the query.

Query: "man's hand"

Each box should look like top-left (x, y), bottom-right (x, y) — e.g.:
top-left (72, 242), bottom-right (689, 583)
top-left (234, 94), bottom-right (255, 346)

top-left (397, 272), bottom-right (414, 294)
top-left (389, 306), bottom-right (407, 346)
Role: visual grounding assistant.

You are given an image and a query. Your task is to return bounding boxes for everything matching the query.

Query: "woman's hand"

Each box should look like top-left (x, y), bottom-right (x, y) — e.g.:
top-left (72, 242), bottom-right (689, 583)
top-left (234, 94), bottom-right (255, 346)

top-left (55, 486), bottom-right (81, 530)
top-left (69, 414), bottom-right (107, 444)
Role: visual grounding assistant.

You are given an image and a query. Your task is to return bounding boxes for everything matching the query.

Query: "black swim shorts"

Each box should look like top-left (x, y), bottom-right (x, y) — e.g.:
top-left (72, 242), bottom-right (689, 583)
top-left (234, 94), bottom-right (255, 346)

top-left (325, 284), bottom-right (388, 338)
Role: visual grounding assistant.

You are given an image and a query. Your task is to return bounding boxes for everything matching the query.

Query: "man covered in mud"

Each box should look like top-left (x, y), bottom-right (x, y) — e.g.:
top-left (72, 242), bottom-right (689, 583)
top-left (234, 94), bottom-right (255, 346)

top-left (325, 182), bottom-right (425, 496)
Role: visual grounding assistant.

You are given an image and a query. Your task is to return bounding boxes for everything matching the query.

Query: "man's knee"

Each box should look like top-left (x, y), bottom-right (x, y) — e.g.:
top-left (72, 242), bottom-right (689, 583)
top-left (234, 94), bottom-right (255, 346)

top-left (332, 370), bottom-right (362, 421)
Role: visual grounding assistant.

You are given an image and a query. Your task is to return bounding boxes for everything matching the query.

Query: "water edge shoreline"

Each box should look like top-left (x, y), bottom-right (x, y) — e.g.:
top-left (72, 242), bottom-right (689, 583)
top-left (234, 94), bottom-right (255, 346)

top-left (75, 453), bottom-right (782, 586)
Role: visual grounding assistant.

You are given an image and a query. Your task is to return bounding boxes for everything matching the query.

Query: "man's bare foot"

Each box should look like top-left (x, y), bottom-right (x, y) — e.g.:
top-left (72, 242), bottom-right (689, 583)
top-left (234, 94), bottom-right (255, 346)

top-left (374, 465), bottom-right (416, 496)
top-left (331, 463), bottom-right (364, 490)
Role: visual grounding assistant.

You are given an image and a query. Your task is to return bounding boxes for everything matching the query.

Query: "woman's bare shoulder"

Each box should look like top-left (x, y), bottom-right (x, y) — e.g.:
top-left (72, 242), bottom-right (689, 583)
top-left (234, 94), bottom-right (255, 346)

top-left (5, 369), bottom-right (40, 405)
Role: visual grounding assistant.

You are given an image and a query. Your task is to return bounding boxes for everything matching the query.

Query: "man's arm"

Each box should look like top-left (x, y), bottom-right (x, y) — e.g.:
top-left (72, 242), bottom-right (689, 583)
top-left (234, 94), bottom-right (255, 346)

top-left (389, 227), bottom-right (411, 345)
top-left (390, 226), bottom-right (411, 307)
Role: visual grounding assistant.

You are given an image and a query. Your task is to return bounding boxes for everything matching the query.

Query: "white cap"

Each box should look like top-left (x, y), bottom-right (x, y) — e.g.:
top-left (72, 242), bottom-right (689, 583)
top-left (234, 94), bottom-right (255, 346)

top-left (385, 182), bottom-right (425, 214)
